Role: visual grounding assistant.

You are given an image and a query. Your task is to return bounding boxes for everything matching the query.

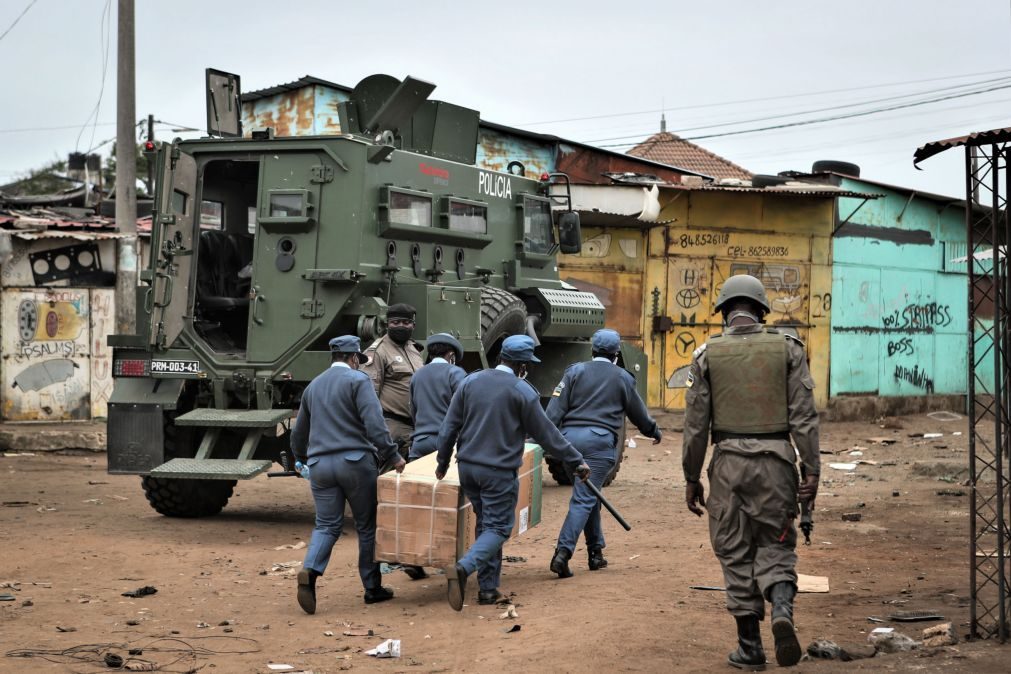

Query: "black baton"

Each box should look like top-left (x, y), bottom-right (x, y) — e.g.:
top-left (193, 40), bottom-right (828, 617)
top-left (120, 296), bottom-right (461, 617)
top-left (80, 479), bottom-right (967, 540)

top-left (583, 478), bottom-right (631, 531)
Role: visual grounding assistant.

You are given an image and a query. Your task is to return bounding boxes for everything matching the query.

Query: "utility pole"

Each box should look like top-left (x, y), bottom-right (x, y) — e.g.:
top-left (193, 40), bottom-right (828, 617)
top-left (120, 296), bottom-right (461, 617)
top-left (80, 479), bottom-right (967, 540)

top-left (114, 0), bottom-right (138, 335)
top-left (145, 113), bottom-right (154, 196)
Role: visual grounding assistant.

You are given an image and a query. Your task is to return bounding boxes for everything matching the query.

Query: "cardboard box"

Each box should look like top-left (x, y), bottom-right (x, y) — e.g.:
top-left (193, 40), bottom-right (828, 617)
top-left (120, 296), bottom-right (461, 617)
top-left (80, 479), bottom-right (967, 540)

top-left (375, 443), bottom-right (543, 568)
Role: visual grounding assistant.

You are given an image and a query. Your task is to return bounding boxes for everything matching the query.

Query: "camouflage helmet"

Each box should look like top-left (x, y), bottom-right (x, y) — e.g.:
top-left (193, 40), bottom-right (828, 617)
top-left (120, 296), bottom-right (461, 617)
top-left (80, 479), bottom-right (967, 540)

top-left (713, 274), bottom-right (770, 314)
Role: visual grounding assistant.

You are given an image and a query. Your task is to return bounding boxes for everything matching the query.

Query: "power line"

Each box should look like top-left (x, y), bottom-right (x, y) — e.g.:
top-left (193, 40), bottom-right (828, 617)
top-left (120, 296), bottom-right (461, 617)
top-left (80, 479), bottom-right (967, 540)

top-left (0, 122), bottom-right (116, 134)
top-left (519, 68), bottom-right (1011, 126)
top-left (75, 0), bottom-right (113, 153)
top-left (595, 83), bottom-right (1011, 148)
top-left (0, 0), bottom-right (39, 44)
top-left (584, 75), bottom-right (1011, 144)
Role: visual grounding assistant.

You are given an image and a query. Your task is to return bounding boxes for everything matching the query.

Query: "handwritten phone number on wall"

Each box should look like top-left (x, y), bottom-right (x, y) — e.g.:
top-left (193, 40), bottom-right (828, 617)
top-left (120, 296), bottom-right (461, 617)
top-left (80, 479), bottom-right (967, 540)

top-left (726, 246), bottom-right (790, 257)
top-left (677, 233), bottom-right (730, 248)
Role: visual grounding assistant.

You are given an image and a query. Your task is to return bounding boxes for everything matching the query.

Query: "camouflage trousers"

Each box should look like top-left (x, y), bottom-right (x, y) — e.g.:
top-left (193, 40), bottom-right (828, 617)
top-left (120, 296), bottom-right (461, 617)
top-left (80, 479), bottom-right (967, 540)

top-left (707, 447), bottom-right (798, 619)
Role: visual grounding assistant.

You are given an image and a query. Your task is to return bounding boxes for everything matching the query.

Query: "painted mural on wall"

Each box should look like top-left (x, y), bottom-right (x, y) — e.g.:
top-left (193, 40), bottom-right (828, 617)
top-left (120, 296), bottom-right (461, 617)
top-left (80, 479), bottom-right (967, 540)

top-left (2, 289), bottom-right (92, 420)
top-left (658, 226), bottom-right (827, 409)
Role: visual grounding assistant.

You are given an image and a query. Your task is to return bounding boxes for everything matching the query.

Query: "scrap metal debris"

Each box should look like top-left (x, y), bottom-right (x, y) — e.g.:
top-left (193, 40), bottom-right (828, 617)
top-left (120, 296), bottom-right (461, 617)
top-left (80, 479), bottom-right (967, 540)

top-left (365, 638), bottom-right (401, 658)
top-left (121, 586), bottom-right (157, 598)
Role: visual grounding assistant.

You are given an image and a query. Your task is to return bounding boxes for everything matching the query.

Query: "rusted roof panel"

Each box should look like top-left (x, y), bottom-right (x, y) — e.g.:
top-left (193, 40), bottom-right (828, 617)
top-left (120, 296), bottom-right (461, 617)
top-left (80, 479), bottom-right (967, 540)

top-left (914, 126), bottom-right (1011, 166)
top-left (661, 183), bottom-right (874, 198)
top-left (0, 208), bottom-right (151, 235)
top-left (241, 75), bottom-right (349, 102)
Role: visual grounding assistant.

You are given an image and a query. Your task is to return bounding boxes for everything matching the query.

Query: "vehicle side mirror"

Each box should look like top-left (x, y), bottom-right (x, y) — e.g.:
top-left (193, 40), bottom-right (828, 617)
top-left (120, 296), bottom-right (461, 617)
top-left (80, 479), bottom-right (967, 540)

top-left (557, 211), bottom-right (582, 254)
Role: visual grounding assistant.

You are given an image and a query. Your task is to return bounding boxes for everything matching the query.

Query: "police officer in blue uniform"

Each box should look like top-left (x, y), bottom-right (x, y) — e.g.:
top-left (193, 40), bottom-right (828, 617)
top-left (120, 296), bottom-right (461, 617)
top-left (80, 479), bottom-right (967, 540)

top-left (434, 335), bottom-right (590, 610)
top-left (408, 333), bottom-right (466, 461)
top-left (546, 328), bottom-right (662, 577)
top-left (291, 335), bottom-right (407, 615)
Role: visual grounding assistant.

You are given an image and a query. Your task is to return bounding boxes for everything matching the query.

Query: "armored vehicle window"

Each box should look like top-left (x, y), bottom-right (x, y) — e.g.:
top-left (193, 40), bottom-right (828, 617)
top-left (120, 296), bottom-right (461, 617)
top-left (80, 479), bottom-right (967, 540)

top-left (171, 189), bottom-right (188, 215)
top-left (447, 199), bottom-right (487, 234)
top-left (270, 193), bottom-right (306, 218)
top-left (522, 196), bottom-right (553, 255)
top-left (389, 191), bottom-right (432, 228)
top-left (200, 200), bottom-right (223, 229)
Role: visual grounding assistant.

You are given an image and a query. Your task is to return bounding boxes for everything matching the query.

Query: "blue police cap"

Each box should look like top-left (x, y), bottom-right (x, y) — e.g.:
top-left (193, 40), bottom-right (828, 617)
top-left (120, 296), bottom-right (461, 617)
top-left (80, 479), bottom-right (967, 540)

top-left (329, 335), bottom-right (369, 361)
top-left (500, 334), bottom-right (541, 363)
top-left (591, 329), bottom-right (621, 354)
top-left (426, 332), bottom-right (464, 361)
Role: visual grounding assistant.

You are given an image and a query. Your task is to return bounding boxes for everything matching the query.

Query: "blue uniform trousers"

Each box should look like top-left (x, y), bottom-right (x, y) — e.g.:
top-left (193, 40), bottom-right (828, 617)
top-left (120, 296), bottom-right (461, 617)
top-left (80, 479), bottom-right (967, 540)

top-left (408, 435), bottom-right (437, 462)
top-left (457, 462), bottom-right (518, 592)
top-left (556, 426), bottom-right (617, 553)
top-left (302, 450), bottom-right (382, 590)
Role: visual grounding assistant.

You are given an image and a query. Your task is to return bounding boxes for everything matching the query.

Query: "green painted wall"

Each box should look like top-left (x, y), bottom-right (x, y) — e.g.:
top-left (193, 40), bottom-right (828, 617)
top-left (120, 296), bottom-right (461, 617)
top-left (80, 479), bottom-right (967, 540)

top-left (830, 177), bottom-right (976, 398)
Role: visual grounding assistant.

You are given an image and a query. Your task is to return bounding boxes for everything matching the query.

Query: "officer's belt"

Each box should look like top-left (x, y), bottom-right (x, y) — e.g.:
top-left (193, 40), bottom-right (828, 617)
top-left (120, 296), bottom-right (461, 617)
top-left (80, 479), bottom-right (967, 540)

top-left (383, 412), bottom-right (414, 425)
top-left (713, 430), bottom-right (790, 443)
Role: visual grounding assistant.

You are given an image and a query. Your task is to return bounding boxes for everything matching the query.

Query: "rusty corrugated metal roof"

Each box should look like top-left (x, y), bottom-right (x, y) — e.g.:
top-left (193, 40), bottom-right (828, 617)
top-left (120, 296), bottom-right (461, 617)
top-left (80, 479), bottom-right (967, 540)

top-left (627, 132), bottom-right (753, 181)
top-left (242, 75), bottom-right (349, 102)
top-left (661, 183), bottom-right (874, 198)
top-left (0, 208), bottom-right (151, 235)
top-left (914, 126), bottom-right (1011, 166)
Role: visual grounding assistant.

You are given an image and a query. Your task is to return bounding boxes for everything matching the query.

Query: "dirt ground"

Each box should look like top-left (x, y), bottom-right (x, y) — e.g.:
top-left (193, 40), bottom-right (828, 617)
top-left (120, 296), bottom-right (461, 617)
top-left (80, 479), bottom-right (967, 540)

top-left (2, 414), bottom-right (1009, 673)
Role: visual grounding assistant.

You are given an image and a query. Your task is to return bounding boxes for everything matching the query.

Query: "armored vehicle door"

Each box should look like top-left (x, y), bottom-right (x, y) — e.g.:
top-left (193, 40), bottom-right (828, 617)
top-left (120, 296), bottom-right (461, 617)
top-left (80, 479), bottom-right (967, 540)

top-left (149, 146), bottom-right (197, 350)
top-left (246, 152), bottom-right (328, 362)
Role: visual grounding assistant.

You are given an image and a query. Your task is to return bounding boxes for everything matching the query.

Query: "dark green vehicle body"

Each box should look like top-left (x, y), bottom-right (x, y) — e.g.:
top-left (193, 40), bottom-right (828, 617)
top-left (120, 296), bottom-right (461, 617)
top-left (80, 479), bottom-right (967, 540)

top-left (106, 73), bottom-right (645, 516)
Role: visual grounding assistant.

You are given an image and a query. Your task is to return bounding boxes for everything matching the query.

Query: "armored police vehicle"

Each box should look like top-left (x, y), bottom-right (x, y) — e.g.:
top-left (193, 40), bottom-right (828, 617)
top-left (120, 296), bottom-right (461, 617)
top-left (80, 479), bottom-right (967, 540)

top-left (107, 71), bottom-right (644, 516)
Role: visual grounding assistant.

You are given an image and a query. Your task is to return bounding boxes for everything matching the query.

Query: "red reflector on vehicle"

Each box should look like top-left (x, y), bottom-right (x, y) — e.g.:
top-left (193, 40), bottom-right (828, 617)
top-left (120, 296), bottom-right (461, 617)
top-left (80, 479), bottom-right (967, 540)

top-left (114, 359), bottom-right (149, 377)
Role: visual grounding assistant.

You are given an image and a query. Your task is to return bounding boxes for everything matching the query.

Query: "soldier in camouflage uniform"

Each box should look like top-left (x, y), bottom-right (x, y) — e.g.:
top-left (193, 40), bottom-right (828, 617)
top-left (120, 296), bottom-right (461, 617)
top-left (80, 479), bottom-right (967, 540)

top-left (681, 274), bottom-right (820, 671)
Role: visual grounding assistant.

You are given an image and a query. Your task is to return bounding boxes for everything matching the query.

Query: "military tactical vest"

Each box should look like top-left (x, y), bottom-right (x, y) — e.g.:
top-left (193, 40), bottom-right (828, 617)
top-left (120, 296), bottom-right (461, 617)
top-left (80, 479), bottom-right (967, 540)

top-left (708, 328), bottom-right (789, 434)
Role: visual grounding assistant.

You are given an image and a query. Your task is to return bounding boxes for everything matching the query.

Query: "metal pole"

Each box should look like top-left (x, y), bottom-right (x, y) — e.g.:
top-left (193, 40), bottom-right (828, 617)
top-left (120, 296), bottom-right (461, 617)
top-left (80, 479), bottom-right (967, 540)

top-left (967, 144), bottom-right (979, 638)
top-left (1000, 144), bottom-right (1009, 641)
top-left (114, 0), bottom-right (138, 335)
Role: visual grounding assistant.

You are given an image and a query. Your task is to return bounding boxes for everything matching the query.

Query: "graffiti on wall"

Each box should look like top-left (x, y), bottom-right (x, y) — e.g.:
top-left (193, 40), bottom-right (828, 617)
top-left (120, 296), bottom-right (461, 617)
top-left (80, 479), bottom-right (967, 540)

top-left (2, 290), bottom-right (91, 420)
top-left (90, 289), bottom-right (114, 417)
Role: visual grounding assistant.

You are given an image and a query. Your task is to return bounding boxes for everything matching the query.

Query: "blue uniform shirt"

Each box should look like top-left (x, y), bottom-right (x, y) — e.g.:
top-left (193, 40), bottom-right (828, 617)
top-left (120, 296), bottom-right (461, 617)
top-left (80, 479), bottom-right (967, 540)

top-left (409, 358), bottom-right (467, 442)
top-left (435, 366), bottom-right (583, 473)
top-left (290, 362), bottom-right (400, 464)
top-left (546, 359), bottom-right (658, 439)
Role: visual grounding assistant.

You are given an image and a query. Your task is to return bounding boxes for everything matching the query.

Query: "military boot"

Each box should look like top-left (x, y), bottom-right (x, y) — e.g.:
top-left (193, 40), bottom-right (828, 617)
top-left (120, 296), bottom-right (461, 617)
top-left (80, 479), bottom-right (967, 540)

top-left (769, 582), bottom-right (801, 667)
top-left (296, 569), bottom-right (319, 615)
top-left (549, 547), bottom-right (573, 578)
top-left (588, 546), bottom-right (608, 570)
top-left (727, 615), bottom-right (766, 671)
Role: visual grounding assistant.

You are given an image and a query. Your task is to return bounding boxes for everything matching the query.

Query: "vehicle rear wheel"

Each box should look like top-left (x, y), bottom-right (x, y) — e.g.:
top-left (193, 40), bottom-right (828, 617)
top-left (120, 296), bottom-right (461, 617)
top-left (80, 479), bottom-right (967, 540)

top-left (480, 286), bottom-right (527, 361)
top-left (140, 414), bottom-right (236, 518)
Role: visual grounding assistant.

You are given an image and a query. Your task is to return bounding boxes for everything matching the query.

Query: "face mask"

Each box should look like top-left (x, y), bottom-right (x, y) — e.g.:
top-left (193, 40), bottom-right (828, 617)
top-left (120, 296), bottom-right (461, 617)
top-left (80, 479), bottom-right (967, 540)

top-left (388, 326), bottom-right (413, 343)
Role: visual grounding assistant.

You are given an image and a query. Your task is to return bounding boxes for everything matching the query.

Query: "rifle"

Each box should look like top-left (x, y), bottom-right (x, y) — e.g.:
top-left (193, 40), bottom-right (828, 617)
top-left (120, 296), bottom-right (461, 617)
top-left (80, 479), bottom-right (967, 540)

top-left (800, 465), bottom-right (814, 545)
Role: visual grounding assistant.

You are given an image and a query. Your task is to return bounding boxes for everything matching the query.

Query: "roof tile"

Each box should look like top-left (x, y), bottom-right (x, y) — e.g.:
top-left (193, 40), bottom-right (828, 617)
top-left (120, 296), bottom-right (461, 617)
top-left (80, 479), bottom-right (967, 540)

top-left (627, 132), bottom-right (753, 181)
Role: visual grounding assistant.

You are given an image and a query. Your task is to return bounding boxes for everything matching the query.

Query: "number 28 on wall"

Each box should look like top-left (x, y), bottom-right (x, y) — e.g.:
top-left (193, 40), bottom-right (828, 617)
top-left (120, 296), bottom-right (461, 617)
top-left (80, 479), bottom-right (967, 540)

top-left (812, 293), bottom-right (832, 318)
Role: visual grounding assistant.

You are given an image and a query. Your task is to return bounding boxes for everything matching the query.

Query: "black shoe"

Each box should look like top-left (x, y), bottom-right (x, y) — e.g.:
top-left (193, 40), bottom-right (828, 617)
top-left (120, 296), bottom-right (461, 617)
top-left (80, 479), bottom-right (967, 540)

top-left (728, 615), bottom-right (766, 671)
top-left (478, 589), bottom-right (506, 605)
top-left (550, 547), bottom-right (573, 579)
top-left (769, 582), bottom-right (801, 667)
top-left (296, 569), bottom-right (318, 615)
top-left (403, 565), bottom-right (428, 581)
top-left (588, 546), bottom-right (608, 571)
top-left (444, 563), bottom-right (468, 611)
top-left (363, 586), bottom-right (395, 604)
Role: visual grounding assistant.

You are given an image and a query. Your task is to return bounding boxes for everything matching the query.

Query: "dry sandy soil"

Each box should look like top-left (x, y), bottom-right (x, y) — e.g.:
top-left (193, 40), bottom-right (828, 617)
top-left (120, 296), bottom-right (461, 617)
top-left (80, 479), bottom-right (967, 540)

top-left (1, 414), bottom-right (1009, 673)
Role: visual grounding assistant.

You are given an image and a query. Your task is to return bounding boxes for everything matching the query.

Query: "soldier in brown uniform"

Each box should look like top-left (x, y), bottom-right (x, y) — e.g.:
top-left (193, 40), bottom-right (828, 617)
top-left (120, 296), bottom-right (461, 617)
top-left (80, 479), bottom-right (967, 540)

top-left (361, 304), bottom-right (425, 461)
top-left (681, 274), bottom-right (820, 671)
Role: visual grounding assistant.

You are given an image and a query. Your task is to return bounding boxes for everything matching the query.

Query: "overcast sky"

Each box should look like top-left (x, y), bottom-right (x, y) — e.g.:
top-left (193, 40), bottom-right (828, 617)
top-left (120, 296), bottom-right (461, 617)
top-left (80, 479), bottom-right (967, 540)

top-left (2, 0), bottom-right (1009, 197)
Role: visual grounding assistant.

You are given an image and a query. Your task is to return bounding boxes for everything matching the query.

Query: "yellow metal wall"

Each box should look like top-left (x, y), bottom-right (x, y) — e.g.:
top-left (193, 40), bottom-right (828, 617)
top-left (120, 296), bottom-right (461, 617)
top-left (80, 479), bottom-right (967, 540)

top-left (559, 190), bottom-right (834, 410)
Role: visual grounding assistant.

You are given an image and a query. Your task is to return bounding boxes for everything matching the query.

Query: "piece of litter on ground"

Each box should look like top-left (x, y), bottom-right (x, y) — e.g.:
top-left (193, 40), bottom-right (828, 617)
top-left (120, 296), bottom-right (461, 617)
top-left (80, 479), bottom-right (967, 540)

top-left (798, 574), bottom-right (830, 593)
top-left (504, 624), bottom-right (521, 633)
top-left (196, 621), bottom-right (210, 628)
top-left (324, 631), bottom-right (334, 637)
top-left (628, 554), bottom-right (640, 561)
top-left (267, 665), bottom-right (295, 672)
top-left (848, 450), bottom-right (864, 457)
top-left (889, 610), bottom-right (944, 622)
top-left (689, 585), bottom-right (725, 591)
top-left (627, 438), bottom-right (637, 448)
top-left (273, 541), bottom-right (307, 551)
top-left (829, 463), bottom-right (857, 471)
top-left (121, 586), bottom-right (157, 598)
top-left (923, 433), bottom-right (944, 439)
top-left (499, 605), bottom-right (519, 619)
top-left (503, 555), bottom-right (526, 563)
top-left (344, 626), bottom-right (374, 637)
top-left (365, 638), bottom-right (401, 658)
top-left (867, 437), bottom-right (897, 445)
top-left (841, 513), bottom-right (862, 522)
top-left (952, 431), bottom-right (963, 436)
top-left (854, 460), bottom-right (878, 466)
top-left (927, 411), bottom-right (962, 422)
top-left (0, 594), bottom-right (15, 601)
top-left (56, 626), bottom-right (77, 632)
top-left (867, 616), bottom-right (887, 623)
top-left (424, 634), bottom-right (431, 639)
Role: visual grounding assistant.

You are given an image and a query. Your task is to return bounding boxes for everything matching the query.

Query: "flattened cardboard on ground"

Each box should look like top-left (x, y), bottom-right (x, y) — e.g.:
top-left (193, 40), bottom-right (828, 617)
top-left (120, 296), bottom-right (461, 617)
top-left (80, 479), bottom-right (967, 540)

top-left (798, 574), bottom-right (830, 593)
top-left (375, 443), bottom-right (543, 567)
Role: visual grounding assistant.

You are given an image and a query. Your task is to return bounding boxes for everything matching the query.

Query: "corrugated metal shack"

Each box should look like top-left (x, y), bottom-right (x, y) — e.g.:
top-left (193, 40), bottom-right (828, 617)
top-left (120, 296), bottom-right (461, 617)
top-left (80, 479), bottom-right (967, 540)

top-left (796, 170), bottom-right (981, 409)
top-left (0, 209), bottom-right (150, 421)
top-left (555, 180), bottom-right (862, 411)
top-left (241, 76), bottom-right (707, 184)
